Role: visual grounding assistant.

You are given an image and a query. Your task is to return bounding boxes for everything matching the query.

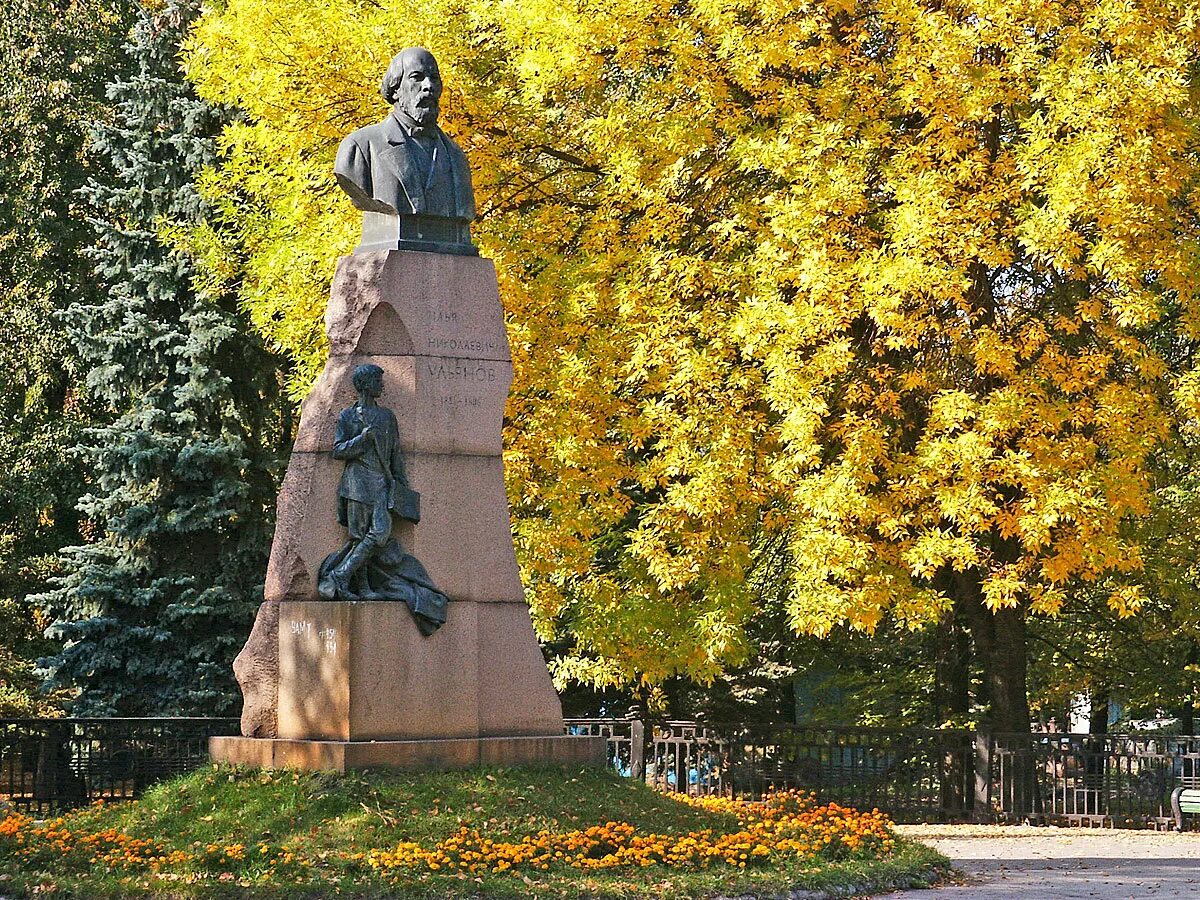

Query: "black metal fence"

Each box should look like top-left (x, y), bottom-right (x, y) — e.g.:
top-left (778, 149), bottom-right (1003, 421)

top-left (5, 716), bottom-right (1199, 828)
top-left (567, 718), bottom-right (1200, 828)
top-left (0, 718), bottom-right (239, 814)
top-left (990, 732), bottom-right (1200, 828)
top-left (567, 719), bottom-right (976, 822)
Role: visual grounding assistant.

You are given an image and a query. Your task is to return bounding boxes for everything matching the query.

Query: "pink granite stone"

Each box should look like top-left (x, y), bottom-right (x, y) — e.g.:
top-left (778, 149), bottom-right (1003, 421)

top-left (476, 602), bottom-right (565, 738)
top-left (276, 600), bottom-right (481, 741)
top-left (325, 251), bottom-right (510, 361)
top-left (209, 734), bottom-right (606, 772)
top-left (233, 602), bottom-right (280, 738)
top-left (231, 250), bottom-right (565, 752)
top-left (263, 451), bottom-right (524, 606)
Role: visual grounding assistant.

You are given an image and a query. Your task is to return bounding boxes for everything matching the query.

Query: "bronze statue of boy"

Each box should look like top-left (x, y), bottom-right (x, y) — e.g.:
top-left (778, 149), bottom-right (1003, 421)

top-left (318, 364), bottom-right (447, 635)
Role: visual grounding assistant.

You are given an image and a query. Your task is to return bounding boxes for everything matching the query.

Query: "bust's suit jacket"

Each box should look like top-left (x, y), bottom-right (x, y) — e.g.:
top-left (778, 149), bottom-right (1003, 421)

top-left (334, 111), bottom-right (475, 220)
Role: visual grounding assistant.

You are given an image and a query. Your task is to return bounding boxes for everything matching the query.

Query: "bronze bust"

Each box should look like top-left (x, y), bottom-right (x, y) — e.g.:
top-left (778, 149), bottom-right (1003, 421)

top-left (334, 48), bottom-right (476, 254)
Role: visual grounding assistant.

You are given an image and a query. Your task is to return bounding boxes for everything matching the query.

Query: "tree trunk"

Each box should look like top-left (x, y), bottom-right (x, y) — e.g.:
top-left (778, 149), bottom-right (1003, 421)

top-left (1089, 690), bottom-right (1110, 735)
top-left (954, 573), bottom-right (1030, 733)
top-left (933, 608), bottom-right (971, 725)
top-left (933, 607), bottom-right (972, 814)
top-left (1184, 647), bottom-right (1198, 736)
top-left (953, 570), bottom-right (1035, 818)
top-left (1083, 688), bottom-right (1110, 815)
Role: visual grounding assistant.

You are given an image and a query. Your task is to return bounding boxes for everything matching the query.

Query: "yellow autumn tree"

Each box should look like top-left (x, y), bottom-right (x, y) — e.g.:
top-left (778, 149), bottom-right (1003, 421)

top-left (187, 0), bottom-right (1200, 729)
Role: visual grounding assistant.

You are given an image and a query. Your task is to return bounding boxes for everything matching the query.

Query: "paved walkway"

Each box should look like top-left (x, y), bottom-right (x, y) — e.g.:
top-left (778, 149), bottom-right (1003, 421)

top-left (885, 825), bottom-right (1200, 899)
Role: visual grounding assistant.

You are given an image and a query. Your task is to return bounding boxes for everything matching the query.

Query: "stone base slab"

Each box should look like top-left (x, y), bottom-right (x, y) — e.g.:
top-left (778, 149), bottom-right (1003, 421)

top-left (209, 734), bottom-right (606, 773)
top-left (275, 599), bottom-right (565, 742)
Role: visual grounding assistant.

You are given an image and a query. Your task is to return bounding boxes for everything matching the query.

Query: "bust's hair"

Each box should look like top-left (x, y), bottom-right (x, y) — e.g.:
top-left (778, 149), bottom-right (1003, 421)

top-left (352, 363), bottom-right (384, 392)
top-left (380, 47), bottom-right (438, 104)
top-left (380, 53), bottom-right (405, 104)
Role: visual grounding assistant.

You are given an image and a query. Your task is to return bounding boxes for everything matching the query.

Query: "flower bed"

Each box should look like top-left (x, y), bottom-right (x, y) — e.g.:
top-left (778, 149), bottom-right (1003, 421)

top-left (367, 790), bottom-right (896, 876)
top-left (0, 789), bottom-right (895, 886)
top-left (0, 766), bottom-right (946, 898)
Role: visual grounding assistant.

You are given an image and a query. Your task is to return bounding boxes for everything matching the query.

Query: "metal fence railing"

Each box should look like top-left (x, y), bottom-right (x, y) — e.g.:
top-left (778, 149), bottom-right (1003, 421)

top-left (6, 716), bottom-right (1199, 828)
top-left (567, 718), bottom-right (1200, 828)
top-left (0, 718), bottom-right (239, 814)
top-left (567, 719), bottom-right (976, 822)
top-left (564, 717), bottom-right (644, 777)
top-left (990, 732), bottom-right (1200, 828)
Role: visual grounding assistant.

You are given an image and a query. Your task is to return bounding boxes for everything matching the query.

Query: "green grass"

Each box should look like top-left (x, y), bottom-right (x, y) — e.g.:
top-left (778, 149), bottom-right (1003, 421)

top-left (0, 765), bottom-right (950, 898)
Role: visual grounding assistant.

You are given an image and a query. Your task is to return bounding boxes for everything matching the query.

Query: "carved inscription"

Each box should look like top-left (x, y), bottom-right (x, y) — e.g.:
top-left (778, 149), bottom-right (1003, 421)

top-left (320, 626), bottom-right (337, 655)
top-left (426, 337), bottom-right (501, 354)
top-left (421, 357), bottom-right (502, 413)
top-left (289, 620), bottom-right (312, 636)
top-left (426, 361), bottom-right (497, 383)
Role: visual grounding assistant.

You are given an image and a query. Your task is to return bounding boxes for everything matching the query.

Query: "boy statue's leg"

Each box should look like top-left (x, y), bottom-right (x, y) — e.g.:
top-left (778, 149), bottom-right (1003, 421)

top-left (318, 498), bottom-right (391, 599)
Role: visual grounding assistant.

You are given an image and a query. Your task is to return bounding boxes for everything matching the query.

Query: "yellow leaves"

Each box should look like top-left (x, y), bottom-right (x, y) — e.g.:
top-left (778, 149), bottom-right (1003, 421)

top-left (927, 390), bottom-right (977, 433)
top-left (1174, 370), bottom-right (1200, 423)
top-left (972, 331), bottom-right (1019, 379)
top-left (1029, 584), bottom-right (1065, 616)
top-left (185, 0), bottom-right (1200, 682)
top-left (982, 567), bottom-right (1026, 611)
top-left (902, 531), bottom-right (979, 580)
top-left (889, 586), bottom-right (950, 629)
top-left (1108, 585), bottom-right (1146, 618)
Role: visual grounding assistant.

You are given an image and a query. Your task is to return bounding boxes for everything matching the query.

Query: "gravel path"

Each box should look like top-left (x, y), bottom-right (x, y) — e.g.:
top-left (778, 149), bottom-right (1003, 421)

top-left (883, 825), bottom-right (1200, 899)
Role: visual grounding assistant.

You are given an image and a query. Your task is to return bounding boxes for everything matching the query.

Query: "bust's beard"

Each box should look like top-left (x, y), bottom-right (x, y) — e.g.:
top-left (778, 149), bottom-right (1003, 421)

top-left (405, 100), bottom-right (439, 128)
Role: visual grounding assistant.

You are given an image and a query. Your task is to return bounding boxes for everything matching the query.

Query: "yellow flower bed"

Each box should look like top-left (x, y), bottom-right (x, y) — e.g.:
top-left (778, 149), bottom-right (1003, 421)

top-left (367, 790), bottom-right (896, 877)
top-left (0, 789), bottom-right (896, 884)
top-left (0, 809), bottom-right (243, 872)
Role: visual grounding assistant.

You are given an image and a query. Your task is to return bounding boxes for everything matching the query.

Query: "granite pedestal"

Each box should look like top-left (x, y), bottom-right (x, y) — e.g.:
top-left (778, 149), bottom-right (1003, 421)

top-left (211, 249), bottom-right (604, 771)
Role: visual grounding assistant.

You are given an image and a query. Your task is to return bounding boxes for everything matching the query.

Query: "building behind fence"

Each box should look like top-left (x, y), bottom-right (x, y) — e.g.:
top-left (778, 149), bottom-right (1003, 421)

top-left (4, 717), bottom-right (1198, 828)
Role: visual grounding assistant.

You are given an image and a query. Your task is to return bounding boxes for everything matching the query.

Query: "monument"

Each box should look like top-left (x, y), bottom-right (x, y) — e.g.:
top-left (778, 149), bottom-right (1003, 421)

top-left (210, 48), bottom-right (604, 772)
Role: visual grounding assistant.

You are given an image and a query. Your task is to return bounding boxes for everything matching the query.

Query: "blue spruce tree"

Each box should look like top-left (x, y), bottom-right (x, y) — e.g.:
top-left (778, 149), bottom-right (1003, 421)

top-left (38, 0), bottom-right (282, 714)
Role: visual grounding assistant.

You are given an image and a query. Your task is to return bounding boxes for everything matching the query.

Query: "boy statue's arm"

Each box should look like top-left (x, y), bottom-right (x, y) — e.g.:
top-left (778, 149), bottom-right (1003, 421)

top-left (331, 408), bottom-right (371, 460)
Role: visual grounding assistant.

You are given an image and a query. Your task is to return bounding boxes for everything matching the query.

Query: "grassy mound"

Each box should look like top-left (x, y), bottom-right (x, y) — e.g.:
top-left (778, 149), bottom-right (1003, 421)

top-left (0, 765), bottom-right (949, 898)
